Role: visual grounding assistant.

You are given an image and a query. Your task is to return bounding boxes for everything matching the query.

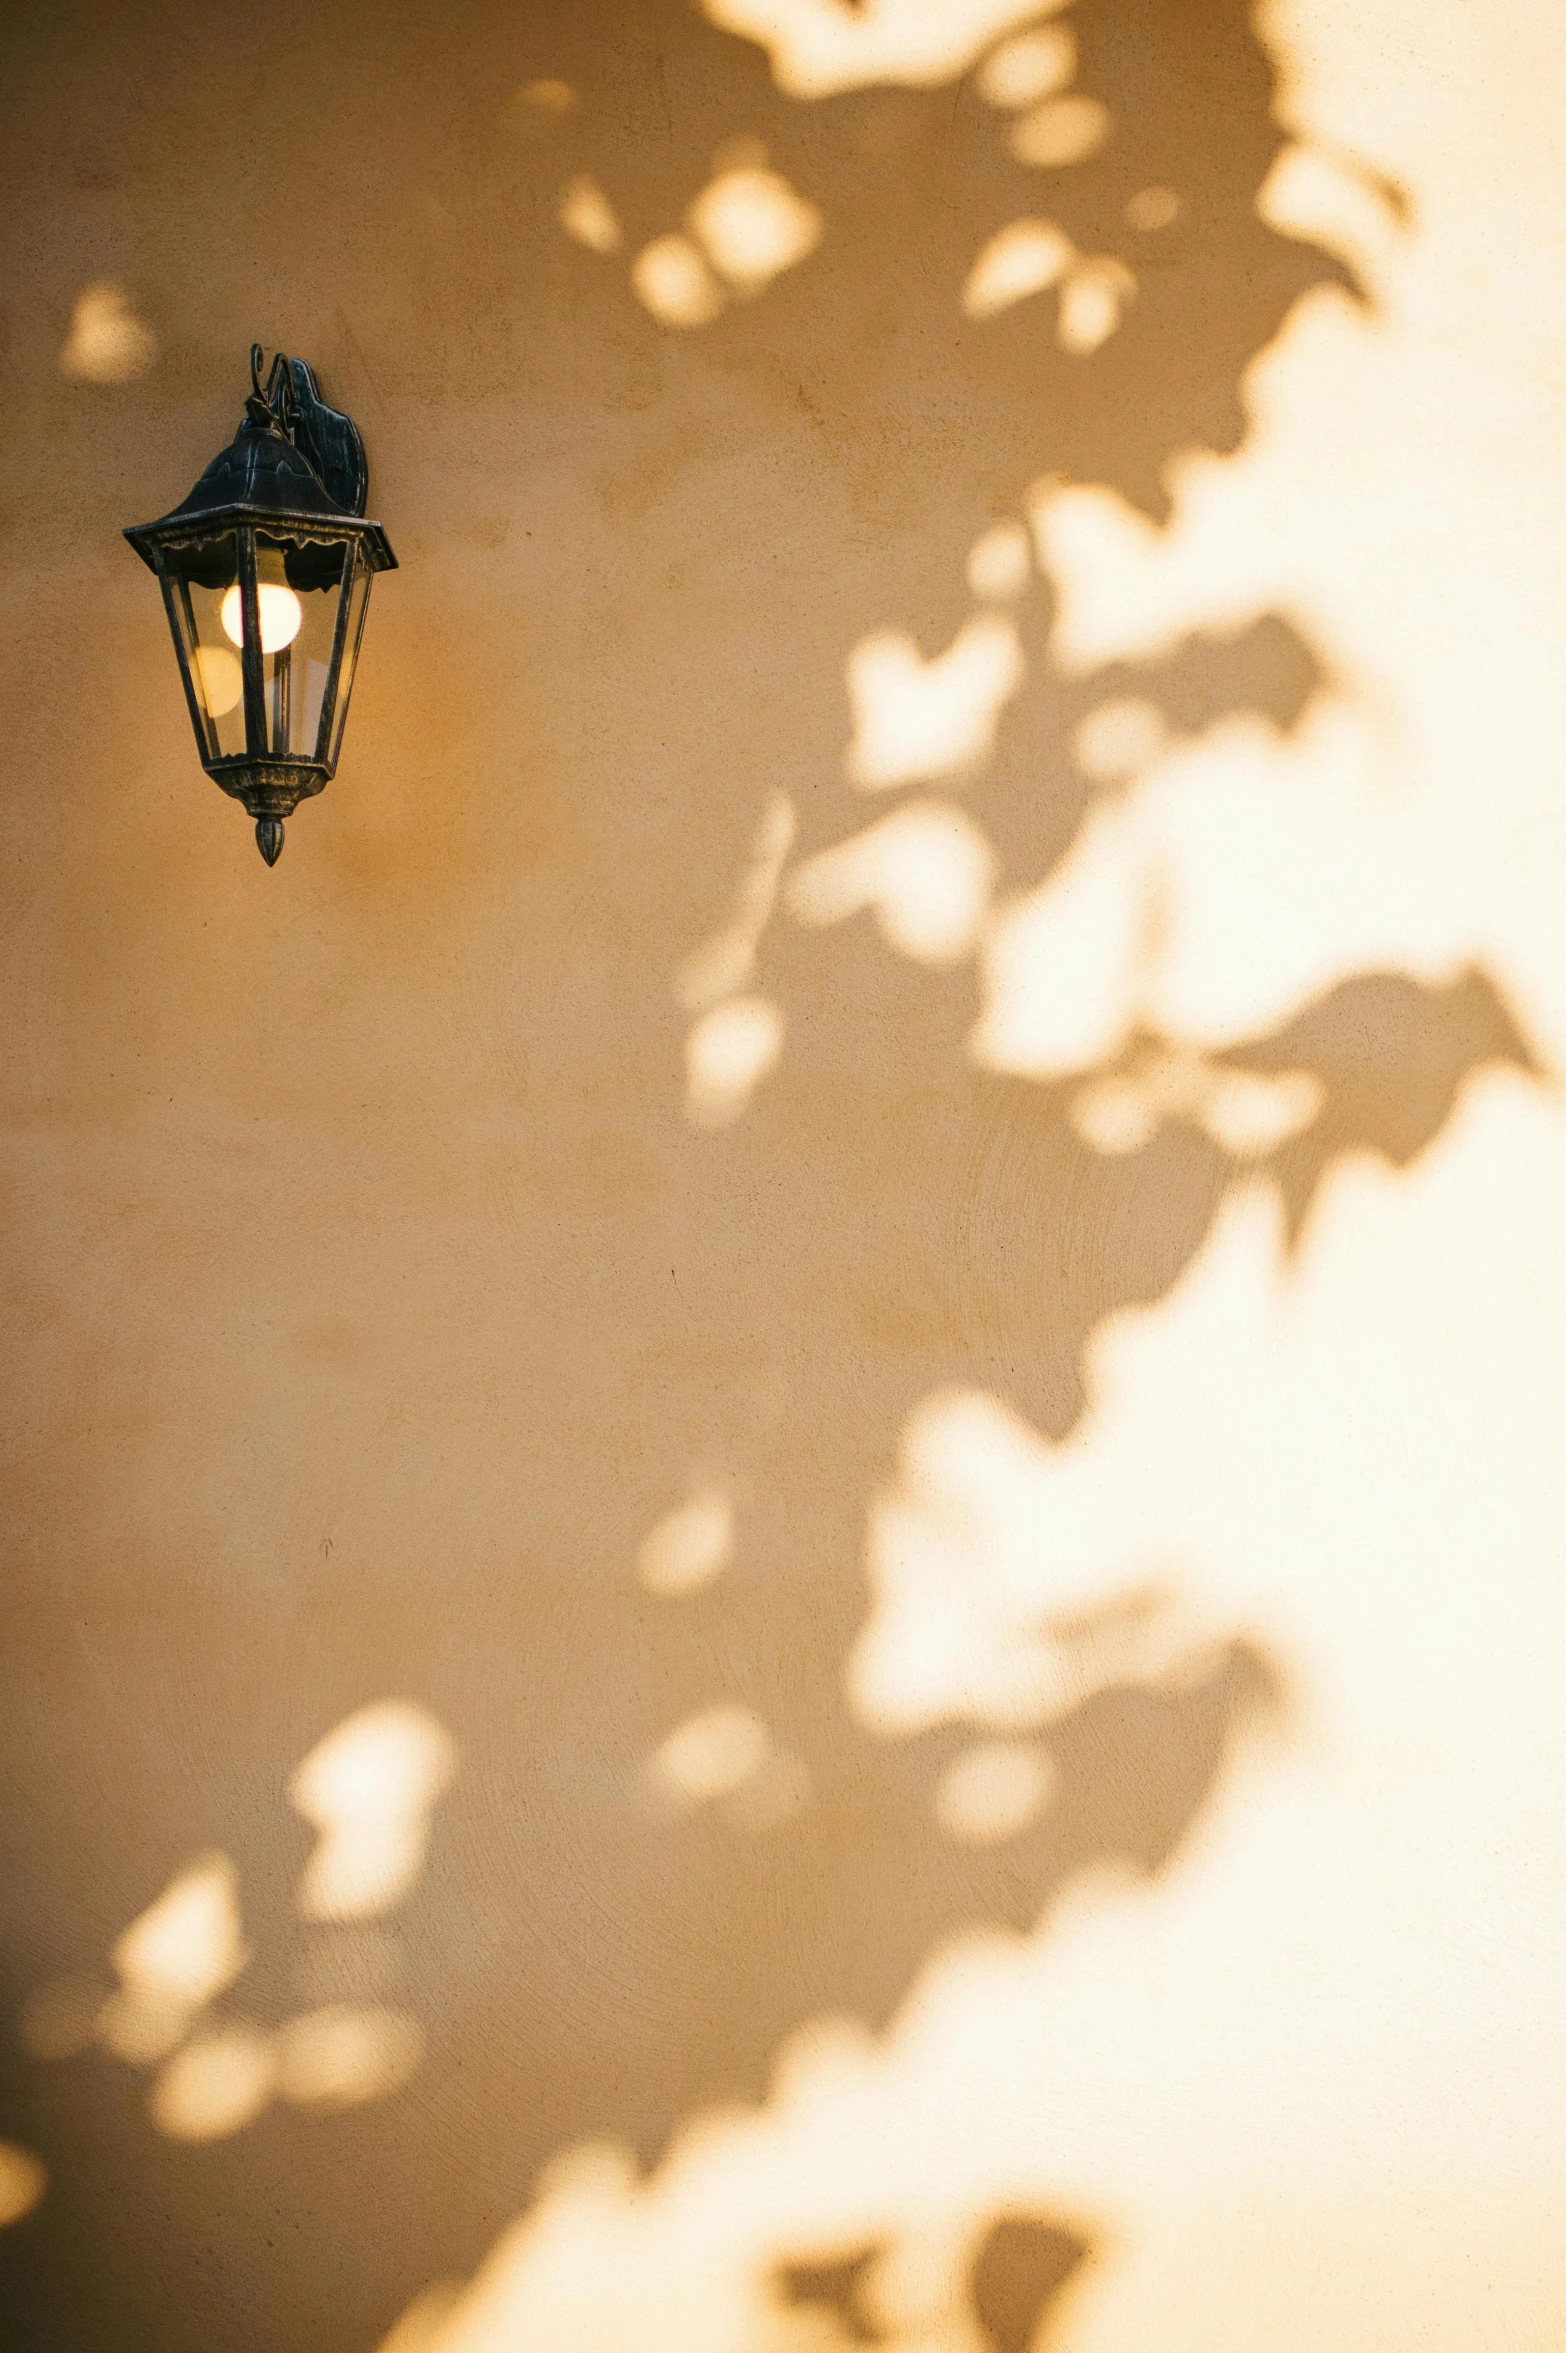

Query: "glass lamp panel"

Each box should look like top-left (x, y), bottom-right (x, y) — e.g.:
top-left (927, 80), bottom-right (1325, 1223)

top-left (327, 554), bottom-right (372, 766)
top-left (163, 532), bottom-right (246, 759)
top-left (252, 533), bottom-right (350, 761)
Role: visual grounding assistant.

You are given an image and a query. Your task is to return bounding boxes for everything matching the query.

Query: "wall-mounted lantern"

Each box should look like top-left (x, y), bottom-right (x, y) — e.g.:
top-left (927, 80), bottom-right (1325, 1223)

top-left (125, 346), bottom-right (396, 864)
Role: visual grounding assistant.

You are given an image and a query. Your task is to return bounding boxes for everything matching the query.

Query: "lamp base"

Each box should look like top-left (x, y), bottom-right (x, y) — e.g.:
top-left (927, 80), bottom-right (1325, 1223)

top-left (205, 757), bottom-right (329, 866)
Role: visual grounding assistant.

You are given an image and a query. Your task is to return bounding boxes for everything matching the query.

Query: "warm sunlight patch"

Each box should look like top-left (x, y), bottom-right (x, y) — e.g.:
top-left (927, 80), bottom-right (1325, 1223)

top-left (632, 234), bottom-right (727, 328)
top-left (59, 282), bottom-right (157, 382)
top-left (687, 164), bottom-right (823, 292)
top-left (684, 996), bottom-right (786, 1125)
top-left (936, 1740), bottom-right (1056, 1843)
top-left (0, 2144), bottom-right (46, 2229)
top-left (1009, 94), bottom-right (1111, 170)
top-left (845, 617), bottom-right (1024, 790)
top-left (290, 1702), bottom-right (458, 1924)
top-left (702, 0), bottom-right (1062, 99)
top-left (976, 26), bottom-right (1077, 110)
top-left (638, 1484), bottom-right (737, 1595)
top-left (788, 803), bottom-right (996, 964)
top-left (962, 219), bottom-right (1075, 320)
top-left (150, 2026), bottom-right (278, 2143)
top-left (559, 176), bottom-right (623, 254)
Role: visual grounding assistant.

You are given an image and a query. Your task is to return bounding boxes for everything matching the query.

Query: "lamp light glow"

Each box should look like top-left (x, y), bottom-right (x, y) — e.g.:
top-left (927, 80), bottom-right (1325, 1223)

top-left (220, 571), bottom-right (302, 654)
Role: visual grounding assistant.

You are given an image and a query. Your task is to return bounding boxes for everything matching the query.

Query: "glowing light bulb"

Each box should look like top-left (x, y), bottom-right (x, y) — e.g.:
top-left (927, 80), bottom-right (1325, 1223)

top-left (220, 555), bottom-right (302, 654)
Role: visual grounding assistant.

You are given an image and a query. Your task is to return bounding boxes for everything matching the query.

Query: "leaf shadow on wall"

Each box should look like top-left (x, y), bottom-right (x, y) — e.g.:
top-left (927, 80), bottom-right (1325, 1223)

top-left (780, 2217), bottom-right (1092, 2352)
top-left (0, 0), bottom-right (1543, 2350)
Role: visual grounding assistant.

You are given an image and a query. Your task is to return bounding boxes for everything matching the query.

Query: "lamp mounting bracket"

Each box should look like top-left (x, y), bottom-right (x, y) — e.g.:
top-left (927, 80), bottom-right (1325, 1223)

top-left (262, 350), bottom-right (369, 518)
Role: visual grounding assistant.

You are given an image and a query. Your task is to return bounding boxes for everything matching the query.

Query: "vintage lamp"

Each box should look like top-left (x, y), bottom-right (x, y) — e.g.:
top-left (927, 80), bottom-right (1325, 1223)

top-left (125, 346), bottom-right (396, 864)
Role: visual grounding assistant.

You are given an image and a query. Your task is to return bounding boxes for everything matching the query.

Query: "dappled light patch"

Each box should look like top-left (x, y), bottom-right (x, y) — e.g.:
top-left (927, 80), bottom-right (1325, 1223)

top-left (290, 1700), bottom-right (457, 1924)
top-left (0, 2144), bottom-right (47, 2229)
top-left (846, 618), bottom-right (1024, 790)
top-left (788, 802), bottom-right (996, 965)
top-left (684, 994), bottom-right (786, 1124)
top-left (97, 1854), bottom-right (248, 2064)
top-left (975, 800), bottom-right (1149, 1078)
top-left (645, 1703), bottom-right (773, 1808)
top-left (676, 793), bottom-right (797, 1013)
top-left (23, 1702), bottom-right (453, 2157)
top-left (848, 1387), bottom-right (1166, 1734)
top-left (1259, 139), bottom-right (1410, 287)
top-left (965, 520), bottom-right (1033, 600)
top-left (1008, 94), bottom-right (1111, 170)
top-left (1125, 183), bottom-right (1182, 233)
top-left (687, 162), bottom-right (823, 293)
top-left (567, 137), bottom-right (822, 325)
top-left (1071, 1049), bottom-right (1324, 1159)
top-left (1056, 256), bottom-right (1136, 353)
top-left (632, 233), bottom-right (728, 328)
top-left (59, 282), bottom-right (157, 383)
top-left (702, 0), bottom-right (1057, 99)
top-left (558, 176), bottom-right (622, 254)
top-left (936, 1741), bottom-right (1056, 1844)
top-left (640, 1699), bottom-right (813, 1830)
top-left (976, 26), bottom-right (1078, 111)
top-left (375, 2284), bottom-right (465, 2353)
top-left (1073, 696), bottom-right (1170, 781)
top-left (278, 2005), bottom-right (425, 2111)
top-left (149, 2026), bottom-right (278, 2144)
top-left (962, 218), bottom-right (1075, 320)
top-left (516, 77), bottom-right (577, 115)
top-left (638, 1482), bottom-right (736, 1595)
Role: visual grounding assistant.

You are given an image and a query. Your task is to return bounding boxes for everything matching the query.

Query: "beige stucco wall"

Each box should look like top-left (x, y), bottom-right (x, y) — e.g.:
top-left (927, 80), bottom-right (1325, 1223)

top-left (4, 1), bottom-right (1566, 2347)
